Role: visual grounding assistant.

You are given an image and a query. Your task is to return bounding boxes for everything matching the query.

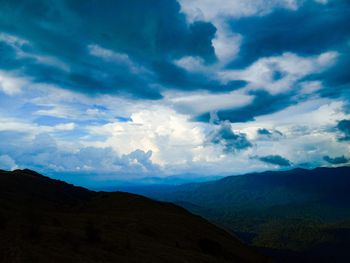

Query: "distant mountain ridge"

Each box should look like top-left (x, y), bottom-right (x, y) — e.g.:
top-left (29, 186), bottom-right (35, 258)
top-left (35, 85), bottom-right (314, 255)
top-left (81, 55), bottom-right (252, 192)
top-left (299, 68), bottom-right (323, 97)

top-left (0, 169), bottom-right (269, 263)
top-left (120, 166), bottom-right (350, 263)
top-left (160, 166), bottom-right (350, 207)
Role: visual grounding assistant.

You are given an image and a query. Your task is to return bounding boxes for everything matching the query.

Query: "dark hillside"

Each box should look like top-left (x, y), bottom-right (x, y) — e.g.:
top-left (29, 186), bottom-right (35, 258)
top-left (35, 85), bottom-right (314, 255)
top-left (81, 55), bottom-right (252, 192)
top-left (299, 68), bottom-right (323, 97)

top-left (0, 169), bottom-right (269, 263)
top-left (124, 167), bottom-right (350, 262)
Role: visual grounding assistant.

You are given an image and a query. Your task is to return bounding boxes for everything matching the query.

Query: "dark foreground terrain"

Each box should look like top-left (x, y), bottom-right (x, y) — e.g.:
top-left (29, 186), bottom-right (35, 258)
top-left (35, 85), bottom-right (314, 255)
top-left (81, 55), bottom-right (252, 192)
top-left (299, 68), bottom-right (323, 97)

top-left (0, 169), bottom-right (269, 263)
top-left (118, 167), bottom-right (350, 263)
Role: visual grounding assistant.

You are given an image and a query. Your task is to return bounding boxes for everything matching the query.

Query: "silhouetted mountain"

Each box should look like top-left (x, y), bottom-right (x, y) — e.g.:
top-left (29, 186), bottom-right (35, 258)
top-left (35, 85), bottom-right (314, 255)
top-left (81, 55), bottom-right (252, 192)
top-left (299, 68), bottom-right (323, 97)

top-left (0, 169), bottom-right (269, 263)
top-left (121, 167), bottom-right (350, 262)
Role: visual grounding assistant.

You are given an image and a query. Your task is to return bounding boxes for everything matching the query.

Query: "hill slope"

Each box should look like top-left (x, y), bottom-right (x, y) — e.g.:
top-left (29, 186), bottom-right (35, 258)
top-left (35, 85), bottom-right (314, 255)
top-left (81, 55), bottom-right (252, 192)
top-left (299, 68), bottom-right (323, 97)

top-left (124, 167), bottom-right (350, 262)
top-left (0, 169), bottom-right (269, 263)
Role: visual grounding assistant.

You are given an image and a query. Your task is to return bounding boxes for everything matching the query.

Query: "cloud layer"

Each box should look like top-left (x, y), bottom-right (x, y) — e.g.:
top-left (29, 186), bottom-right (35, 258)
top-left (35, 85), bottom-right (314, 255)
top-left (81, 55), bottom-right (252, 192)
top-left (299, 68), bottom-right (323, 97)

top-left (0, 0), bottom-right (349, 183)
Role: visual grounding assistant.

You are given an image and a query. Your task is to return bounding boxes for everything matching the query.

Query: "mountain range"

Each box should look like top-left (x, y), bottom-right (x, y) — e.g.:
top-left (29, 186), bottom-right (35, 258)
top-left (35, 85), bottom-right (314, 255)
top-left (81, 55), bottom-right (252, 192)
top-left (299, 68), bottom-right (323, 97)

top-left (2, 167), bottom-right (349, 262)
top-left (0, 169), bottom-right (269, 263)
top-left (115, 167), bottom-right (350, 262)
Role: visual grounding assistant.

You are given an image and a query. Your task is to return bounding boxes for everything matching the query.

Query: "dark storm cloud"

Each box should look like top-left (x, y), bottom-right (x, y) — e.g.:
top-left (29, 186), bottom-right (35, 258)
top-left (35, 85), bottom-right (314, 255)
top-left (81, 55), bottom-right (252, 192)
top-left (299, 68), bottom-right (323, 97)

top-left (258, 155), bottom-right (292, 167)
top-left (195, 91), bottom-right (295, 123)
top-left (1, 0), bottom-right (349, 123)
top-left (337, 119), bottom-right (350, 141)
top-left (0, 0), bottom-right (217, 99)
top-left (227, 0), bottom-right (350, 68)
top-left (225, 0), bottom-right (350, 109)
top-left (0, 42), bottom-right (21, 70)
top-left (323, 155), bottom-right (349, 165)
top-left (191, 0), bottom-right (350, 124)
top-left (153, 61), bottom-right (247, 92)
top-left (308, 49), bottom-right (350, 103)
top-left (66, 1), bottom-right (216, 62)
top-left (207, 121), bottom-right (252, 153)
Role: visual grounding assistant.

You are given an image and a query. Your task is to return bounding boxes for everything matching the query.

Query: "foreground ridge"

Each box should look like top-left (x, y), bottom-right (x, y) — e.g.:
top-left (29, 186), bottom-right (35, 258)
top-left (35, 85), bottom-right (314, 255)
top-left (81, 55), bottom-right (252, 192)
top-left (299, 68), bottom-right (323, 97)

top-left (0, 169), bottom-right (269, 263)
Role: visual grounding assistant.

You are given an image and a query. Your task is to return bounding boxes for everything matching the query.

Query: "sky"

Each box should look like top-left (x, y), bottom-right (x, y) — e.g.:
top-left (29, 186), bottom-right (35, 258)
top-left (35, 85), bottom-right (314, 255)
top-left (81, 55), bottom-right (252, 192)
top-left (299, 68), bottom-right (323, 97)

top-left (0, 0), bottom-right (349, 185)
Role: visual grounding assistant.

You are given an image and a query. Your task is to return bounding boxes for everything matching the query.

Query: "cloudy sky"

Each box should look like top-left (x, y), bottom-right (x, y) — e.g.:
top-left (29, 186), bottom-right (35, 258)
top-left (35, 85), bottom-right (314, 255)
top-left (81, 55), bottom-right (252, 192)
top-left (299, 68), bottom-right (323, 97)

top-left (0, 0), bottom-right (349, 184)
